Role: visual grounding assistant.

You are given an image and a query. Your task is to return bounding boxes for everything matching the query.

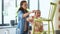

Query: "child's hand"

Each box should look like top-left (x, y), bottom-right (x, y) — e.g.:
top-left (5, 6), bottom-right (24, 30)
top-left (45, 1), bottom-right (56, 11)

top-left (29, 17), bottom-right (34, 22)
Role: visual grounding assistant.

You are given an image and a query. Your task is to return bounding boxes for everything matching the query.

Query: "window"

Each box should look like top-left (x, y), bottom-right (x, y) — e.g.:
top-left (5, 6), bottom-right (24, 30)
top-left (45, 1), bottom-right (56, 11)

top-left (3, 0), bottom-right (29, 24)
top-left (0, 0), bottom-right (2, 24)
top-left (0, 0), bottom-right (29, 26)
top-left (4, 0), bottom-right (16, 24)
top-left (39, 0), bottom-right (50, 18)
top-left (30, 0), bottom-right (38, 11)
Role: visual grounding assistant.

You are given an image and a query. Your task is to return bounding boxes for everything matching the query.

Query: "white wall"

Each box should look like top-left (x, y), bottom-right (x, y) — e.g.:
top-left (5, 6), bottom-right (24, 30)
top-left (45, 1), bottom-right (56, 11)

top-left (0, 28), bottom-right (16, 34)
top-left (54, 0), bottom-right (60, 30)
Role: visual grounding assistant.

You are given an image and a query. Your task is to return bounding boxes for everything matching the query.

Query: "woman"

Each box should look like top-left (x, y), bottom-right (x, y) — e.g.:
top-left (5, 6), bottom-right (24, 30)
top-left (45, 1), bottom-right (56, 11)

top-left (16, 1), bottom-right (32, 34)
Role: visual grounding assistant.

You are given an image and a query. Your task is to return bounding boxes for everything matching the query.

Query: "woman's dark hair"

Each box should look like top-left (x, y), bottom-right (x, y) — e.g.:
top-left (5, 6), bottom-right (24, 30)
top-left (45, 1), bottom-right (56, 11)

top-left (18, 1), bottom-right (28, 13)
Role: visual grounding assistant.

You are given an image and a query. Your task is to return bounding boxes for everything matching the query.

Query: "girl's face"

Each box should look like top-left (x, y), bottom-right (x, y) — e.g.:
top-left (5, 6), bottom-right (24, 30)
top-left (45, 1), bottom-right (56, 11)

top-left (35, 11), bottom-right (41, 17)
top-left (22, 2), bottom-right (28, 10)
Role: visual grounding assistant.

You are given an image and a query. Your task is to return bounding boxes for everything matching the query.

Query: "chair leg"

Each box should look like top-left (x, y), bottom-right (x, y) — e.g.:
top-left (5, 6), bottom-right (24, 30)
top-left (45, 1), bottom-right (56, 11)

top-left (51, 21), bottom-right (54, 34)
top-left (48, 21), bottom-right (50, 34)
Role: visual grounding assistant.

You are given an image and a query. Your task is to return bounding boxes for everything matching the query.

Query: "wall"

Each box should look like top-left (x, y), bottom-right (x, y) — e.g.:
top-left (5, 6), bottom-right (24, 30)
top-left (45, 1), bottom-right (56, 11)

top-left (0, 28), bottom-right (16, 34)
top-left (54, 0), bottom-right (60, 30)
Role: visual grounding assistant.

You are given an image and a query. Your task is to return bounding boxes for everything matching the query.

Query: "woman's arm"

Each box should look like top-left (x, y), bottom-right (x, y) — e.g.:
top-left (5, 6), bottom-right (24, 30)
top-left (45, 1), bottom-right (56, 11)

top-left (18, 11), bottom-right (32, 19)
top-left (23, 12), bottom-right (33, 18)
top-left (23, 12), bottom-right (30, 18)
top-left (23, 10), bottom-right (35, 18)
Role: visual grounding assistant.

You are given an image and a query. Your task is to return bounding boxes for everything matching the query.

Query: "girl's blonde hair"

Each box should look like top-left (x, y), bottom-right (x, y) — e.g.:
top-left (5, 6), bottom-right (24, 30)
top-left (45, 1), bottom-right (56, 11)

top-left (35, 10), bottom-right (41, 14)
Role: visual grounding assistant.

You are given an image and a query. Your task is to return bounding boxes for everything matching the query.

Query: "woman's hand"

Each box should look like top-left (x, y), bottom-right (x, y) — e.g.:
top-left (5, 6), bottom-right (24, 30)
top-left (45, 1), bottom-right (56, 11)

top-left (28, 11), bottom-right (34, 14)
top-left (23, 11), bottom-right (34, 18)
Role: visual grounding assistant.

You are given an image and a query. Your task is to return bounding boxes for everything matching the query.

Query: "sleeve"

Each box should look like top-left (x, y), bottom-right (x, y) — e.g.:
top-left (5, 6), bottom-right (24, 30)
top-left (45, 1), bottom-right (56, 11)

top-left (17, 11), bottom-right (23, 28)
top-left (18, 11), bottom-right (23, 19)
top-left (17, 22), bottom-right (20, 29)
top-left (18, 11), bottom-right (24, 34)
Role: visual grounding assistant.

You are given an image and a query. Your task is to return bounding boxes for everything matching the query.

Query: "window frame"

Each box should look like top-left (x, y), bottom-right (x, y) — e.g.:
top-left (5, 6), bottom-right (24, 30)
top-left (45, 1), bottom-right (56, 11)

top-left (0, 0), bottom-right (29, 26)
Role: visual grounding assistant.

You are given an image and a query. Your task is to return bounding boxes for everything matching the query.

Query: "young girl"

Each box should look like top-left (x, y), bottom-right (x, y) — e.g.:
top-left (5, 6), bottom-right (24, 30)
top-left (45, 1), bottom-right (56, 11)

top-left (27, 10), bottom-right (43, 34)
top-left (33, 10), bottom-right (43, 34)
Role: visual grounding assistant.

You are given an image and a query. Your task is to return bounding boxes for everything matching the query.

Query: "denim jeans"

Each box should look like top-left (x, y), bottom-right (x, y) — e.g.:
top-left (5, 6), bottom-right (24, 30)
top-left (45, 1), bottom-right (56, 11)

top-left (16, 29), bottom-right (28, 34)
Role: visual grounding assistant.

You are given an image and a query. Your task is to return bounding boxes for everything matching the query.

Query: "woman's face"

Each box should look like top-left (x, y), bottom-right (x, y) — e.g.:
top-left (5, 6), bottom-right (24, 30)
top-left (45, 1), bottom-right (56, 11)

top-left (22, 2), bottom-right (28, 10)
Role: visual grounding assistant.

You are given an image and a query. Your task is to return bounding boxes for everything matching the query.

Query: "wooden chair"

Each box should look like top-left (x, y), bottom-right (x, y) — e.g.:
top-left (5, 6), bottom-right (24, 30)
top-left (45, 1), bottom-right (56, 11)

top-left (32, 2), bottom-right (57, 34)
